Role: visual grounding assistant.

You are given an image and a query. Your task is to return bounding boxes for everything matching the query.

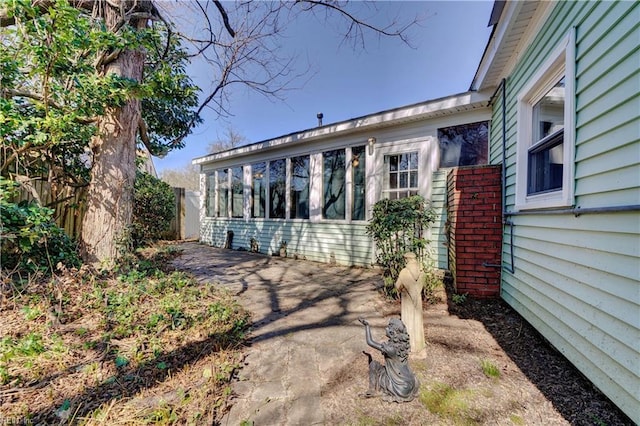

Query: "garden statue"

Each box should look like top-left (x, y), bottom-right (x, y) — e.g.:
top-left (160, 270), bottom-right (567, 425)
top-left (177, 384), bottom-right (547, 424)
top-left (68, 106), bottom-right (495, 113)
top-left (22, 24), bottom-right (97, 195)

top-left (358, 317), bottom-right (420, 402)
top-left (395, 252), bottom-right (426, 354)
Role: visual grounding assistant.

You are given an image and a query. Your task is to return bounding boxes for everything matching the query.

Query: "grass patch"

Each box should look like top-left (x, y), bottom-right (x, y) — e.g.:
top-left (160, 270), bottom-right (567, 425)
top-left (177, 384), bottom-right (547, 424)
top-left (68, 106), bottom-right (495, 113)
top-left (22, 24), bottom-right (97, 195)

top-left (419, 382), bottom-right (480, 425)
top-left (0, 244), bottom-right (250, 424)
top-left (351, 413), bottom-right (405, 426)
top-left (480, 359), bottom-right (501, 379)
top-left (510, 414), bottom-right (525, 425)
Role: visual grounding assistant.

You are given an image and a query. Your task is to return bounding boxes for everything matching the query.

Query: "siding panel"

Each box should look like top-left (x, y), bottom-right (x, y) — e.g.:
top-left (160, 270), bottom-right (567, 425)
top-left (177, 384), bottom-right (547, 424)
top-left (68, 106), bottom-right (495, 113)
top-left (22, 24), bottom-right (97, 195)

top-left (431, 170), bottom-right (449, 269)
top-left (505, 261), bottom-right (638, 377)
top-left (576, 120), bottom-right (639, 161)
top-left (501, 280), bottom-right (637, 418)
top-left (200, 218), bottom-right (374, 266)
top-left (496, 1), bottom-right (640, 420)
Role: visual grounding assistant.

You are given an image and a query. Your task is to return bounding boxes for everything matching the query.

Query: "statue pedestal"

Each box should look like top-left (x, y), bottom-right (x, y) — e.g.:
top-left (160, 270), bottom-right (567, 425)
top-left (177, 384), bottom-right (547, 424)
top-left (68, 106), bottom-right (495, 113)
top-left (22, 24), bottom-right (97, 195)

top-left (395, 253), bottom-right (427, 354)
top-left (410, 347), bottom-right (428, 360)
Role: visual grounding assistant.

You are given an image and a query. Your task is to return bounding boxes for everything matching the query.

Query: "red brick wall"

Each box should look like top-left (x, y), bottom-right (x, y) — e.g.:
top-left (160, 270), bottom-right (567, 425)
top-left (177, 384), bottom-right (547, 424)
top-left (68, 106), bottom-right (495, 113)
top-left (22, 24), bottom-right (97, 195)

top-left (446, 165), bottom-right (502, 298)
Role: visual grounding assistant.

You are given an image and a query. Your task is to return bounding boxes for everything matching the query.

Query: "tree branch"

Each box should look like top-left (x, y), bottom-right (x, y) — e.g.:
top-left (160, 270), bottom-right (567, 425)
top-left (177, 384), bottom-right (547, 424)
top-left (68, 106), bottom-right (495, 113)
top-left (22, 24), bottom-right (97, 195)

top-left (213, 0), bottom-right (235, 38)
top-left (294, 0), bottom-right (418, 47)
top-left (137, 116), bottom-right (153, 153)
top-left (3, 89), bottom-right (97, 124)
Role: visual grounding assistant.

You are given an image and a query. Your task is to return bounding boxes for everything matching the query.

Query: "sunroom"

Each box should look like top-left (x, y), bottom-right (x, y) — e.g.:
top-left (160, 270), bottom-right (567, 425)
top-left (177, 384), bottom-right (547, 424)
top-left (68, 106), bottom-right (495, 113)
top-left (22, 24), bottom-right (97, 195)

top-left (193, 91), bottom-right (491, 267)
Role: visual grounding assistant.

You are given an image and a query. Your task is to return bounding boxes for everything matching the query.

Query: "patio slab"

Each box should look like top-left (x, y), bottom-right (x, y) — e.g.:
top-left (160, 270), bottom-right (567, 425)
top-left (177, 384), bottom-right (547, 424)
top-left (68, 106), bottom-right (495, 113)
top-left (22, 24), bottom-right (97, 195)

top-left (171, 242), bottom-right (384, 425)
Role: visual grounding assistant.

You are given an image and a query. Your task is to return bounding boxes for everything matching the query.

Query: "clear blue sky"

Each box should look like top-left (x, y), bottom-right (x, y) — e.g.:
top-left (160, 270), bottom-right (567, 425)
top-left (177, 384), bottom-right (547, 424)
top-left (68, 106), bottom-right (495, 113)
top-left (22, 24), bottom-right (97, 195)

top-left (154, 1), bottom-right (494, 174)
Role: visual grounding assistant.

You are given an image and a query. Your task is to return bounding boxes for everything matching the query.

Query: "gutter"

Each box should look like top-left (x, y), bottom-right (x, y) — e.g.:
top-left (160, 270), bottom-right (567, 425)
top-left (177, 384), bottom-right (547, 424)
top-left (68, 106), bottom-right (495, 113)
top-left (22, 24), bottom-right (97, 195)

top-left (483, 78), bottom-right (514, 273)
top-left (193, 91), bottom-right (489, 165)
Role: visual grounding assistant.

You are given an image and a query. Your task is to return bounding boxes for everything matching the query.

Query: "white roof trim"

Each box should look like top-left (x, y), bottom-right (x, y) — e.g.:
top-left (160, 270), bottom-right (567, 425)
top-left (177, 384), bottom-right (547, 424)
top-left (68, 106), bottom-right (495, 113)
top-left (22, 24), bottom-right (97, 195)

top-left (193, 91), bottom-right (489, 165)
top-left (472, 1), bottom-right (553, 91)
top-left (472, 0), bottom-right (522, 91)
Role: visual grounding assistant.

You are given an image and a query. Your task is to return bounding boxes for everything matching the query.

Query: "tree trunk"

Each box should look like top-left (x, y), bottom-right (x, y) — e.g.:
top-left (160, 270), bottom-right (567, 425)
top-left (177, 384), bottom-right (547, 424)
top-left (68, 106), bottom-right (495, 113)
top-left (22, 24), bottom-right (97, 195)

top-left (79, 3), bottom-right (146, 266)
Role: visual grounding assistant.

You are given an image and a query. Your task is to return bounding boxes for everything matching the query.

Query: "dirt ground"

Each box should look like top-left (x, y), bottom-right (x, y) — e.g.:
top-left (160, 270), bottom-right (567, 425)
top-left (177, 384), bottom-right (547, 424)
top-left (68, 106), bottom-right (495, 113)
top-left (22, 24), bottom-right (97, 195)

top-left (320, 284), bottom-right (634, 426)
top-left (171, 242), bottom-right (633, 426)
top-left (1, 242), bottom-right (634, 425)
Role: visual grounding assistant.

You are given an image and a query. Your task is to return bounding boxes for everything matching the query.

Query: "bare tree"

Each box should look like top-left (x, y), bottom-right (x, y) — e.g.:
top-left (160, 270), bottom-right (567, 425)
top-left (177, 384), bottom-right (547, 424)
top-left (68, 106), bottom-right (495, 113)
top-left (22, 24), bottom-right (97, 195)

top-left (207, 125), bottom-right (250, 154)
top-left (159, 164), bottom-right (200, 191)
top-left (1, 0), bottom-right (420, 265)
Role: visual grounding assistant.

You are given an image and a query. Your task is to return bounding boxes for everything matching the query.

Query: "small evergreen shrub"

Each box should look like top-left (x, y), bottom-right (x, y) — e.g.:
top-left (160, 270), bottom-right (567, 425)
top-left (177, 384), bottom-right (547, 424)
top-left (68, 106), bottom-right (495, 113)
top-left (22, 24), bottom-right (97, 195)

top-left (131, 171), bottom-right (175, 247)
top-left (0, 178), bottom-right (80, 275)
top-left (366, 195), bottom-right (436, 298)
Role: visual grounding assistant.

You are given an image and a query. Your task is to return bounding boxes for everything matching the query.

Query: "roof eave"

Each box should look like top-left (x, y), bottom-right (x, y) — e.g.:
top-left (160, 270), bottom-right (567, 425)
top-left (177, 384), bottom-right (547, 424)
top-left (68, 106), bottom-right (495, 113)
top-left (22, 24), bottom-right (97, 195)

top-left (471, 1), bottom-right (553, 92)
top-left (471, 0), bottom-right (522, 91)
top-left (193, 91), bottom-right (490, 165)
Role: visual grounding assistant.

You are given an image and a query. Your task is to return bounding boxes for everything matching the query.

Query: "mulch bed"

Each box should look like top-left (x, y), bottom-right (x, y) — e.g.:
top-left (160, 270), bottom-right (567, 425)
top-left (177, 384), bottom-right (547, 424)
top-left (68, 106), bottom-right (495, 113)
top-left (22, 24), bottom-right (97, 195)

top-left (446, 295), bottom-right (634, 426)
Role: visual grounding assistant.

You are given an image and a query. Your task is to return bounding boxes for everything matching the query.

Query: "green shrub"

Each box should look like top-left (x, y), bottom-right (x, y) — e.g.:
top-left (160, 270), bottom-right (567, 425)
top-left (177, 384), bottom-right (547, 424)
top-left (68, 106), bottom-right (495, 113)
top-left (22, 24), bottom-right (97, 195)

top-left (1, 178), bottom-right (80, 276)
top-left (131, 171), bottom-right (175, 247)
top-left (366, 195), bottom-right (436, 298)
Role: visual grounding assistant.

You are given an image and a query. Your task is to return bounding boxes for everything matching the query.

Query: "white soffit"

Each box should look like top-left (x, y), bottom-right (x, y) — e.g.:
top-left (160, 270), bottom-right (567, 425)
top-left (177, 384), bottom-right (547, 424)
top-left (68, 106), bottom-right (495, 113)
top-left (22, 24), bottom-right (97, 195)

top-left (473, 1), bottom-right (552, 91)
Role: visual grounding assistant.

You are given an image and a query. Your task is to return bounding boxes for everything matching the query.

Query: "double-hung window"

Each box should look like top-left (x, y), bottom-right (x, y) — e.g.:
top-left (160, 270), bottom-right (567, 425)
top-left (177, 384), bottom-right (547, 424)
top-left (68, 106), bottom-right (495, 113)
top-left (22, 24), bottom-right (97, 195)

top-left (516, 30), bottom-right (575, 210)
top-left (528, 78), bottom-right (565, 195)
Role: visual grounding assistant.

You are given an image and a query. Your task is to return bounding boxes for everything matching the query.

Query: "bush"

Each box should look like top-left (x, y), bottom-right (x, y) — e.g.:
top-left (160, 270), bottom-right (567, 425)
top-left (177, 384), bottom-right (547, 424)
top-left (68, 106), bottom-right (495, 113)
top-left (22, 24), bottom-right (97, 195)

top-left (0, 178), bottom-right (80, 276)
top-left (366, 195), bottom-right (436, 298)
top-left (132, 171), bottom-right (175, 247)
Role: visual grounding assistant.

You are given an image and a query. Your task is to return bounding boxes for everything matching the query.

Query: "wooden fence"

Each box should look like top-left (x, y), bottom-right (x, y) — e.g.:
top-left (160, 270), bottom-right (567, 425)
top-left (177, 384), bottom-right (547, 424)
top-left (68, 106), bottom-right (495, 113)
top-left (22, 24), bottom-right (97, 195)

top-left (15, 180), bottom-right (87, 239)
top-left (14, 181), bottom-right (194, 242)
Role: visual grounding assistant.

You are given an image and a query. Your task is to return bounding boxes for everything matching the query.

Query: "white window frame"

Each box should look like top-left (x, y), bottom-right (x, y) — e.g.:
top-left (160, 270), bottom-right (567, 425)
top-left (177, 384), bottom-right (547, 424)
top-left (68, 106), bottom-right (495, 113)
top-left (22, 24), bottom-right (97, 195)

top-left (515, 29), bottom-right (575, 211)
top-left (382, 151), bottom-right (420, 200)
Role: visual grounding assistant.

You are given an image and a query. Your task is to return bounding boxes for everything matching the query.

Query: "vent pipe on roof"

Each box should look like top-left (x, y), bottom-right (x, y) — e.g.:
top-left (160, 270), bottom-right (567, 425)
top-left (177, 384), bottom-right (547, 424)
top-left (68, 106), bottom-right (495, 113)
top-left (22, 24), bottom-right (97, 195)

top-left (317, 112), bottom-right (323, 126)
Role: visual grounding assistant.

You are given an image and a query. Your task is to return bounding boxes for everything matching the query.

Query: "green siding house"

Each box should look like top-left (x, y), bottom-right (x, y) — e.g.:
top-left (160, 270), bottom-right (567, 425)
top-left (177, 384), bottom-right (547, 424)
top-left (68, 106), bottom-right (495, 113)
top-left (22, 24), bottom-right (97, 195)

top-left (471, 1), bottom-right (639, 421)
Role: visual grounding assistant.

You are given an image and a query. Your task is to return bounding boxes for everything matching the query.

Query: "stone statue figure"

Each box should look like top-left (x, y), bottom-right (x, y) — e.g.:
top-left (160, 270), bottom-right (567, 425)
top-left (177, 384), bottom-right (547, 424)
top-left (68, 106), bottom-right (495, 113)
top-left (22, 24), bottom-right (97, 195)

top-left (395, 252), bottom-right (426, 354)
top-left (358, 317), bottom-right (420, 402)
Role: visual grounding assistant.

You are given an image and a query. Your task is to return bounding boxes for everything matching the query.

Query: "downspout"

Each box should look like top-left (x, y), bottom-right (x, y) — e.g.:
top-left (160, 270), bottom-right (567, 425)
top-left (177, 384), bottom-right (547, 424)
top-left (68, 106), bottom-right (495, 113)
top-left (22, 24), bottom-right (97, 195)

top-left (501, 79), bottom-right (516, 274)
top-left (483, 78), bottom-right (515, 273)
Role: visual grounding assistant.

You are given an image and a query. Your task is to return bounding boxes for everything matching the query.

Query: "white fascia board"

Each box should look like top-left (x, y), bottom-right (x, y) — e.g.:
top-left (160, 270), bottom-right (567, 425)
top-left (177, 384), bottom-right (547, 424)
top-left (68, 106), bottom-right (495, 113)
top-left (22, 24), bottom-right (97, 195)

top-left (472, 0), bottom-right (523, 91)
top-left (473, 1), bottom-right (553, 91)
top-left (193, 91), bottom-right (489, 166)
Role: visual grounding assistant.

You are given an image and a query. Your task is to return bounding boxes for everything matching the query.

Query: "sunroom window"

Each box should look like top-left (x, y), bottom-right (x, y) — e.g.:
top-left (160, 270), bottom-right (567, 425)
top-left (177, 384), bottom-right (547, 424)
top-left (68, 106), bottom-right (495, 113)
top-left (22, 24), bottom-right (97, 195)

top-left (323, 149), bottom-right (346, 220)
top-left (352, 145), bottom-right (366, 221)
top-left (231, 166), bottom-right (243, 218)
top-left (269, 159), bottom-right (286, 219)
top-left (206, 172), bottom-right (216, 217)
top-left (291, 155), bottom-right (310, 219)
top-left (251, 162), bottom-right (266, 218)
top-left (217, 169), bottom-right (229, 217)
top-left (383, 152), bottom-right (418, 200)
